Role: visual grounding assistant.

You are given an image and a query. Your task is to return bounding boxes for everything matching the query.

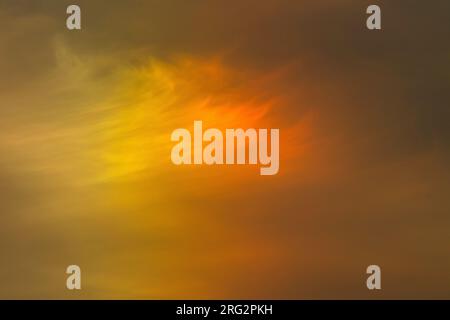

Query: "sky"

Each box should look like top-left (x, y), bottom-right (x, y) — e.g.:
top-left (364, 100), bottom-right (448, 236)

top-left (0, 0), bottom-right (449, 299)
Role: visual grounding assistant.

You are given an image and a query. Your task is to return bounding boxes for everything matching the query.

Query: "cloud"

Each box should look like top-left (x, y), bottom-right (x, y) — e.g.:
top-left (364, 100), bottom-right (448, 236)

top-left (0, 0), bottom-right (449, 298)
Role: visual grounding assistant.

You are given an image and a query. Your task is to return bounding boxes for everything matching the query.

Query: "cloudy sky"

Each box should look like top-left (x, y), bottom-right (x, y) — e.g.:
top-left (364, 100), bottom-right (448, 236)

top-left (0, 0), bottom-right (449, 298)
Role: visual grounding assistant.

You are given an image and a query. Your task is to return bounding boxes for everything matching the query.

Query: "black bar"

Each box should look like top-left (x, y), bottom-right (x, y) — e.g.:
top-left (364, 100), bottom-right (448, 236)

top-left (1, 300), bottom-right (447, 318)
